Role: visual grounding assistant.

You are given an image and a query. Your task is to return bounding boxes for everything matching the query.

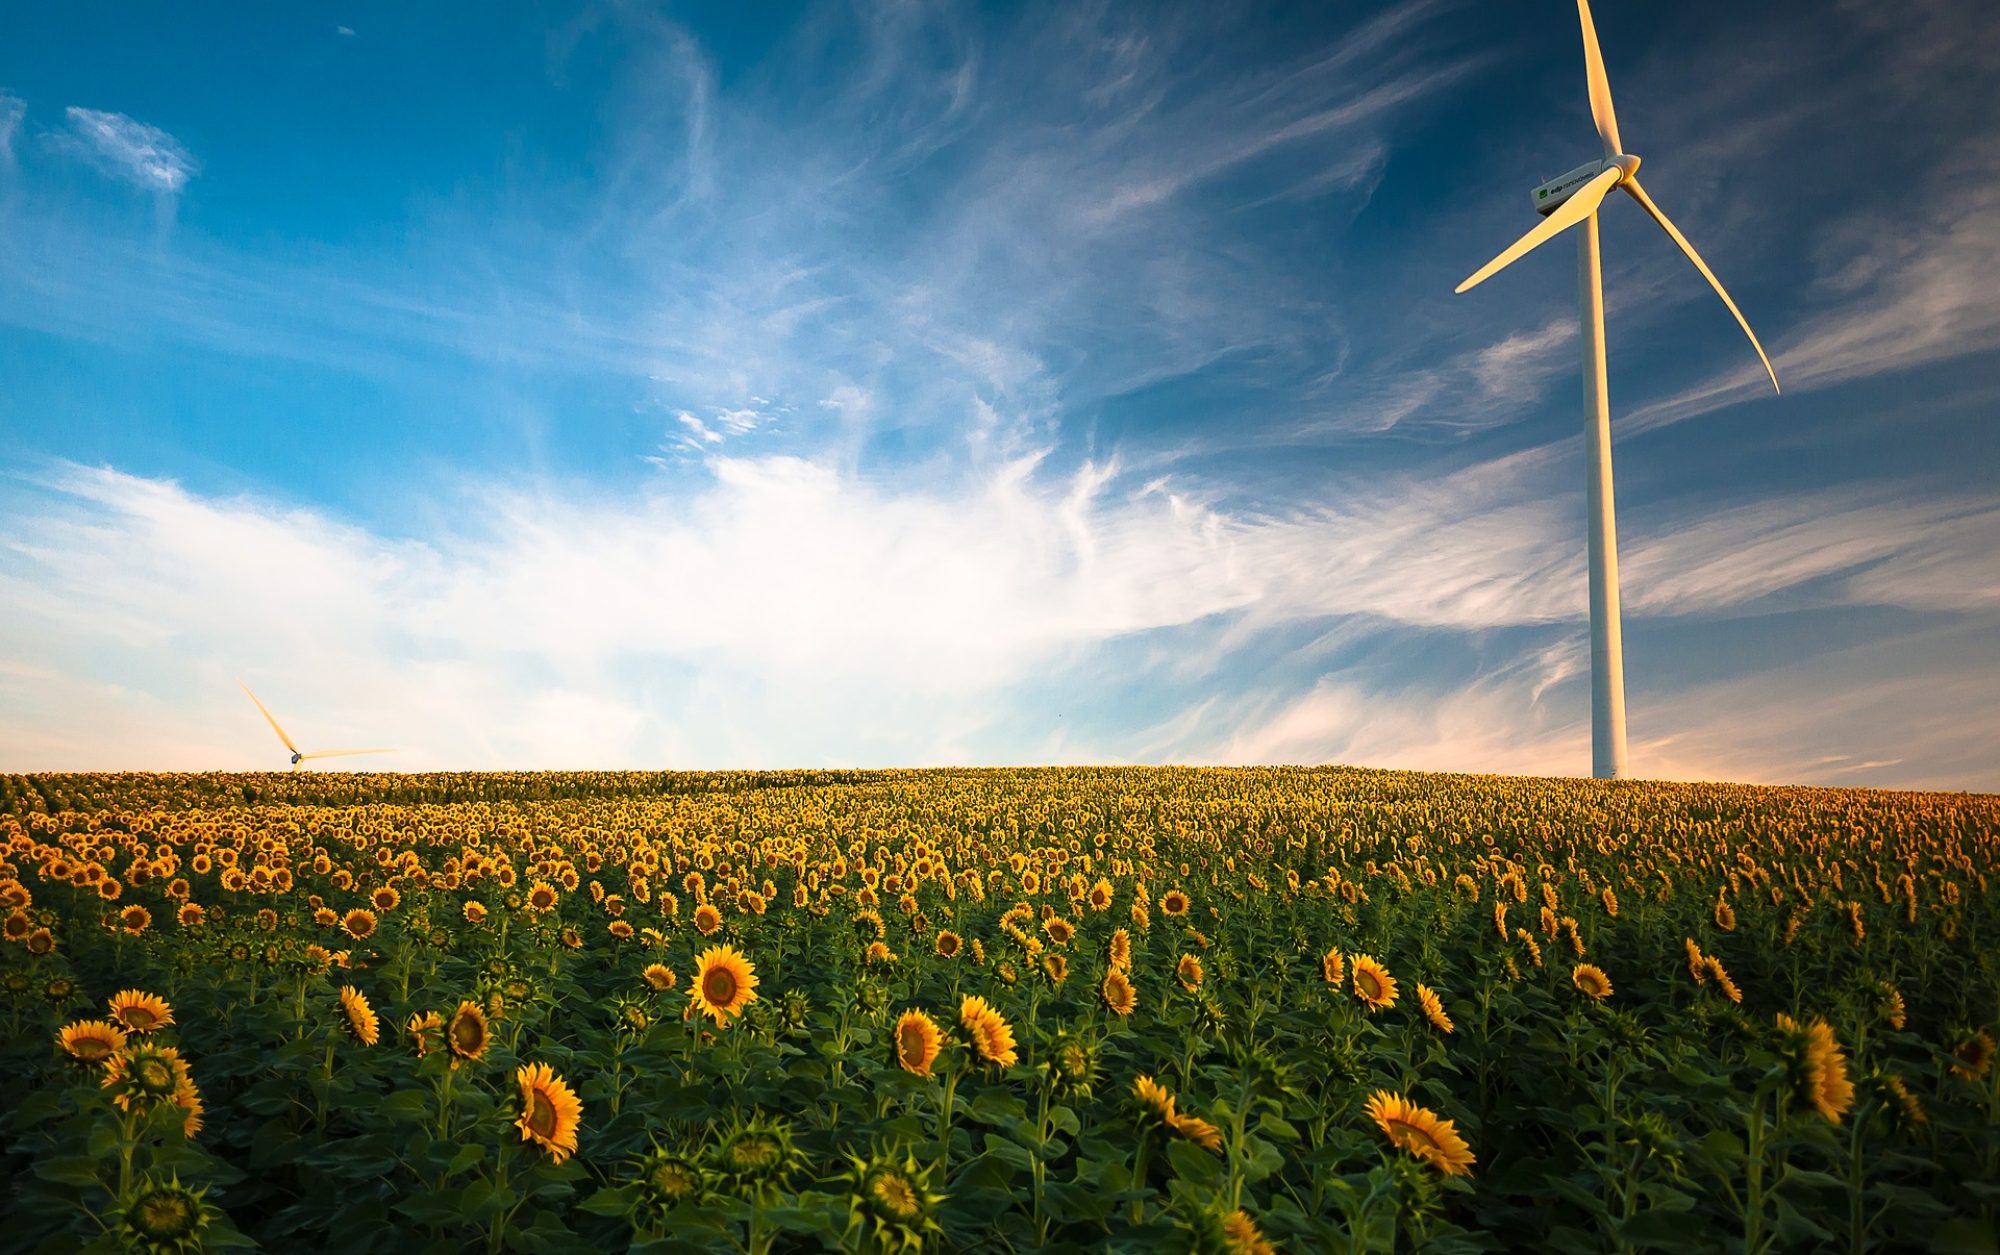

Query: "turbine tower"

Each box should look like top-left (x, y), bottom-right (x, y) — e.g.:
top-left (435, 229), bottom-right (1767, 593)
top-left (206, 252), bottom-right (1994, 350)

top-left (1455, 0), bottom-right (1780, 779)
top-left (240, 681), bottom-right (394, 770)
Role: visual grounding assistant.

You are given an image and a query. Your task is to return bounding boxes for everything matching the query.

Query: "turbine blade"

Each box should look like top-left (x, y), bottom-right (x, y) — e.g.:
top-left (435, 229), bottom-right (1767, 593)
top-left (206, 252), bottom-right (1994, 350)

top-left (1621, 178), bottom-right (1781, 393)
top-left (1456, 167), bottom-right (1621, 294)
top-left (238, 680), bottom-right (300, 755)
top-left (298, 749), bottom-right (395, 760)
top-left (1577, 0), bottom-right (1623, 157)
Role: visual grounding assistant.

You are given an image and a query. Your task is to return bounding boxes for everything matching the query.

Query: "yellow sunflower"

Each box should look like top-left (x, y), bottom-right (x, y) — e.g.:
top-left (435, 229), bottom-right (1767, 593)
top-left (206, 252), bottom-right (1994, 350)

top-left (1101, 968), bottom-right (1137, 1017)
top-left (119, 904), bottom-right (152, 935)
top-left (57, 1019), bottom-right (128, 1064)
top-left (1416, 984), bottom-right (1455, 1034)
top-left (1777, 1013), bottom-right (1855, 1122)
top-left (894, 1010), bottom-right (943, 1077)
top-left (1321, 949), bottom-right (1346, 986)
top-left (1953, 1030), bottom-right (1996, 1080)
top-left (1160, 889), bottom-right (1189, 917)
top-left (1364, 1091), bottom-right (1476, 1177)
top-left (693, 903), bottom-right (723, 936)
top-left (526, 881), bottom-right (559, 913)
top-left (1571, 964), bottom-right (1614, 1001)
top-left (689, 946), bottom-right (759, 1026)
top-left (1351, 954), bottom-right (1398, 1012)
top-left (406, 1010), bottom-right (444, 1057)
top-left (934, 930), bottom-right (962, 958)
top-left (108, 989), bottom-right (174, 1034)
top-left (1221, 1209), bottom-right (1278, 1255)
top-left (341, 908), bottom-right (377, 941)
top-left (1176, 953), bottom-right (1204, 992)
top-left (447, 1000), bottom-right (491, 1064)
top-left (513, 1062), bottom-right (583, 1164)
top-left (339, 985), bottom-right (379, 1046)
top-left (643, 962), bottom-right (677, 992)
top-left (958, 995), bottom-right (1019, 1068)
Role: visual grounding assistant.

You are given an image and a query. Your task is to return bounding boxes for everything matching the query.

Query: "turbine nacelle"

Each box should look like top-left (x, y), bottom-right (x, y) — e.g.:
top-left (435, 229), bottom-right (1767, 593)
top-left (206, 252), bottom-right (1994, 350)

top-left (1532, 154), bottom-right (1640, 216)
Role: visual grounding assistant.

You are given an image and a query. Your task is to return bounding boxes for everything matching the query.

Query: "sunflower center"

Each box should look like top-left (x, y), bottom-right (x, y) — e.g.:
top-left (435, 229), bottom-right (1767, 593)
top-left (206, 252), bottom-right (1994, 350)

top-left (703, 968), bottom-right (738, 1006)
top-left (126, 1007), bottom-right (159, 1030)
top-left (131, 1191), bottom-right (195, 1239)
top-left (870, 1172), bottom-right (920, 1219)
top-left (75, 1036), bottom-right (114, 1061)
top-left (1357, 972), bottom-right (1382, 999)
top-left (899, 1024), bottom-right (928, 1063)
top-left (525, 1089), bottom-right (558, 1138)
top-left (1386, 1116), bottom-right (1445, 1155)
top-left (136, 1058), bottom-right (175, 1092)
top-left (451, 1016), bottom-right (485, 1053)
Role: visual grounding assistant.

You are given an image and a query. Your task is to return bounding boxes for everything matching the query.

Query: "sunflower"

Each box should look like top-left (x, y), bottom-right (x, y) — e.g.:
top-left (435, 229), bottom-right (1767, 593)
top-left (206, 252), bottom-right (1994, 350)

top-left (1364, 1091), bottom-right (1476, 1177)
top-left (25, 927), bottom-right (55, 956)
top-left (371, 886), bottom-right (400, 912)
top-left (1777, 1013), bottom-right (1854, 1122)
top-left (58, 1018), bottom-right (128, 1064)
top-left (934, 930), bottom-right (962, 958)
top-left (894, 1009), bottom-right (942, 1077)
top-left (103, 1042), bottom-right (192, 1116)
top-left (513, 1062), bottom-right (583, 1164)
top-left (120, 904), bottom-right (152, 935)
top-left (108, 989), bottom-right (174, 1034)
top-left (119, 1176), bottom-right (213, 1252)
top-left (1702, 956), bottom-right (1743, 1003)
top-left (1351, 954), bottom-right (1398, 1012)
top-left (1176, 953), bottom-right (1204, 992)
top-left (1221, 1209), bottom-right (1278, 1255)
top-left (1321, 948), bottom-right (1345, 986)
top-left (1171, 1108), bottom-right (1224, 1151)
top-left (1101, 968), bottom-right (1138, 1017)
top-left (689, 946), bottom-right (759, 1026)
top-left (2, 911), bottom-right (30, 942)
top-left (1571, 964), bottom-right (1614, 1001)
top-left (341, 908), bottom-right (377, 941)
top-left (1131, 1074), bottom-right (1222, 1152)
top-left (1952, 1029), bottom-right (1996, 1081)
top-left (643, 962), bottom-right (677, 992)
top-left (176, 903), bottom-right (204, 928)
top-left (1416, 984), bottom-right (1455, 1034)
top-left (1134, 1074), bottom-right (1176, 1123)
top-left (1160, 889), bottom-right (1190, 917)
top-left (1108, 928), bottom-right (1132, 972)
top-left (846, 1149), bottom-right (946, 1253)
top-left (406, 1010), bottom-right (444, 1057)
top-left (447, 1000), bottom-right (491, 1063)
top-left (958, 995), bottom-right (1019, 1068)
top-left (526, 881), bottom-right (559, 913)
top-left (339, 985), bottom-right (380, 1046)
top-left (463, 900), bottom-right (488, 925)
top-left (1878, 982), bottom-right (1907, 1032)
top-left (1041, 952), bottom-right (1068, 985)
top-left (694, 903), bottom-right (723, 936)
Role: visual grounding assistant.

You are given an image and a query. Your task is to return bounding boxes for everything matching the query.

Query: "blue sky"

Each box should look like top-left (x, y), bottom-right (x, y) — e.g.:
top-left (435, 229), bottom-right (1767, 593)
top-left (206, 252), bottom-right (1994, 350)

top-left (2, 0), bottom-right (1996, 787)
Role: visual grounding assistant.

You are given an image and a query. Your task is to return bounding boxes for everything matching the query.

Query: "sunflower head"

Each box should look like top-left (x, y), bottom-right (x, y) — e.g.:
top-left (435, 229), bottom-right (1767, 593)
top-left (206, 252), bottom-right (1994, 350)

top-left (1952, 1028), bottom-right (1997, 1080)
top-left (957, 995), bottom-right (1019, 1069)
top-left (893, 1009), bottom-right (943, 1077)
top-left (779, 988), bottom-right (814, 1036)
top-left (1364, 1090), bottom-right (1476, 1177)
top-left (715, 1114), bottom-right (803, 1192)
top-left (1775, 1013), bottom-right (1855, 1122)
top-left (1350, 954), bottom-right (1398, 1012)
top-left (1571, 964), bottom-right (1614, 1001)
top-left (405, 1010), bottom-right (444, 1057)
top-left (642, 962), bottom-right (677, 992)
top-left (338, 985), bottom-right (380, 1046)
top-left (1416, 984), bottom-right (1455, 1034)
top-left (689, 945), bottom-right (760, 1027)
top-left (1043, 1028), bottom-right (1099, 1098)
top-left (108, 989), bottom-right (174, 1034)
top-left (447, 1000), bottom-right (491, 1064)
top-left (1101, 967), bottom-right (1138, 1017)
top-left (842, 1148), bottom-right (946, 1254)
top-left (103, 1042), bottom-right (191, 1115)
top-left (117, 1174), bottom-right (213, 1254)
top-left (58, 1018), bottom-right (128, 1065)
top-left (514, 1061), bottom-right (584, 1163)
top-left (634, 1148), bottom-right (708, 1219)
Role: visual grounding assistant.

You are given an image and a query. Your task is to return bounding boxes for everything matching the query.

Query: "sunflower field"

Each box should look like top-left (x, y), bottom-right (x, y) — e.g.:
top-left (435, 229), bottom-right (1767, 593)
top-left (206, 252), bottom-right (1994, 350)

top-left (2, 766), bottom-right (1997, 1253)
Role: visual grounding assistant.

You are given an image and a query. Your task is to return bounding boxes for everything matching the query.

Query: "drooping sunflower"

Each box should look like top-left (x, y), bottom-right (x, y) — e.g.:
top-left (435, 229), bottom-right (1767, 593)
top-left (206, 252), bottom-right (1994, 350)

top-left (108, 989), bottom-right (174, 1034)
top-left (689, 945), bottom-right (760, 1026)
top-left (1101, 968), bottom-right (1137, 1017)
top-left (1351, 954), bottom-right (1398, 1012)
top-left (1321, 949), bottom-right (1346, 986)
top-left (1416, 984), bottom-right (1455, 1034)
top-left (958, 995), bottom-right (1019, 1068)
top-left (1951, 1029), bottom-right (1996, 1081)
top-left (57, 1018), bottom-right (128, 1064)
top-left (894, 1009), bottom-right (943, 1077)
top-left (513, 1062), bottom-right (583, 1164)
top-left (643, 962), bottom-right (677, 992)
top-left (1176, 953), bottom-right (1205, 992)
top-left (406, 1010), bottom-right (444, 1057)
top-left (1777, 1013), bottom-right (1855, 1122)
top-left (1571, 964), bottom-right (1614, 1001)
top-left (1702, 956), bottom-right (1743, 1003)
top-left (339, 985), bottom-right (380, 1046)
top-left (341, 908), bottom-right (377, 941)
top-left (1131, 1074), bottom-right (1221, 1152)
top-left (447, 999), bottom-right (491, 1064)
top-left (1364, 1091), bottom-right (1476, 1177)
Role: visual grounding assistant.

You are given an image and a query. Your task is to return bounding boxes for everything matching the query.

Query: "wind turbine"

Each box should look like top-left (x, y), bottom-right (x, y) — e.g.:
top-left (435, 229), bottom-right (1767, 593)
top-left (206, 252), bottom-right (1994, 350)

top-left (1455, 0), bottom-right (1780, 779)
top-left (239, 681), bottom-right (394, 770)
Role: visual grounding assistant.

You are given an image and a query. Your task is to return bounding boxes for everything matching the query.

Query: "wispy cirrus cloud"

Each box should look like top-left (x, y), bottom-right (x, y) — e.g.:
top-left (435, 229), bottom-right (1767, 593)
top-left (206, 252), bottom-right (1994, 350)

top-left (56, 106), bottom-right (198, 194)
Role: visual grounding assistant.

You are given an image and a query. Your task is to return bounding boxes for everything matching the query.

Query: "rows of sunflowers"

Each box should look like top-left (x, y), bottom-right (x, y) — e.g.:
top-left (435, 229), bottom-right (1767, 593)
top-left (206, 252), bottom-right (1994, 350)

top-left (1, 766), bottom-right (1996, 1253)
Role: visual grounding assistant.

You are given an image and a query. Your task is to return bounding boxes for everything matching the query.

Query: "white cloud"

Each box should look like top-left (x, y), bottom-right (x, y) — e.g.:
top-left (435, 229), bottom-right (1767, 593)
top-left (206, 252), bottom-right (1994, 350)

top-left (59, 106), bottom-right (197, 193)
top-left (0, 92), bottom-right (24, 164)
top-left (2, 456), bottom-right (1995, 782)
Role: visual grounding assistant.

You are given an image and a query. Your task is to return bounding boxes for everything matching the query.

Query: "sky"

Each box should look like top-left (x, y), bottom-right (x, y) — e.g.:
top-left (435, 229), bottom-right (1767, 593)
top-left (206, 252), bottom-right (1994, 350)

top-left (1, 0), bottom-right (1996, 789)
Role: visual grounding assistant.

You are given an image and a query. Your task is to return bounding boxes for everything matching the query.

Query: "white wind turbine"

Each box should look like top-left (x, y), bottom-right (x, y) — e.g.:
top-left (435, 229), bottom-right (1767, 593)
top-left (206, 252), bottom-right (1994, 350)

top-left (239, 681), bottom-right (394, 770)
top-left (1455, 0), bottom-right (1780, 779)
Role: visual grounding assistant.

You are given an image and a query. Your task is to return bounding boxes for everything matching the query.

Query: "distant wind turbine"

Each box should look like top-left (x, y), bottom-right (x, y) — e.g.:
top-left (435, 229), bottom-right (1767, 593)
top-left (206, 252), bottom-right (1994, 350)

top-left (1454, 0), bottom-right (1780, 779)
top-left (239, 681), bottom-right (393, 770)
